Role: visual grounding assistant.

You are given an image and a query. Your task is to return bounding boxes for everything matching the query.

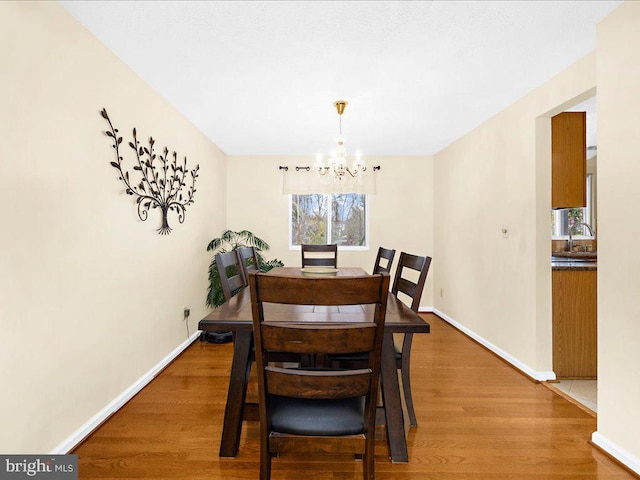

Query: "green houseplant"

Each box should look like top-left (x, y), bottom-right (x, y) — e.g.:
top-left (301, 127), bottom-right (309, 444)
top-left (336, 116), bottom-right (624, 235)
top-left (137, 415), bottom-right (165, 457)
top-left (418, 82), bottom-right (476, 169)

top-left (206, 229), bottom-right (284, 308)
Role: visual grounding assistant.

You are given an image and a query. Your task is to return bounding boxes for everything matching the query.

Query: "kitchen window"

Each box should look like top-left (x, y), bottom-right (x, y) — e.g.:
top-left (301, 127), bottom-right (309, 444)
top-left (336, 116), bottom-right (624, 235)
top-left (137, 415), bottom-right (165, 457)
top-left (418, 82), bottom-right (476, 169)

top-left (289, 193), bottom-right (368, 249)
top-left (551, 173), bottom-right (594, 238)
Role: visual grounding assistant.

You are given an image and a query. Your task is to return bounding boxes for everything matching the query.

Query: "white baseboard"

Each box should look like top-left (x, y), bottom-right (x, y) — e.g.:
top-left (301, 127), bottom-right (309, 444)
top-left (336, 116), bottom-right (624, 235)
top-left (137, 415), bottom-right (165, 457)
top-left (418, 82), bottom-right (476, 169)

top-left (432, 308), bottom-right (556, 382)
top-left (51, 331), bottom-right (202, 454)
top-left (418, 306), bottom-right (434, 313)
top-left (592, 432), bottom-right (640, 476)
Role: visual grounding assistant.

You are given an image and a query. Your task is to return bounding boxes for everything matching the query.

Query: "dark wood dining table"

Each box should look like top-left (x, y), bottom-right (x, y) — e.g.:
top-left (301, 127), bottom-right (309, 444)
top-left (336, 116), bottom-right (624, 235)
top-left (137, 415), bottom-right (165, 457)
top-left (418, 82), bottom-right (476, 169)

top-left (198, 267), bottom-right (430, 463)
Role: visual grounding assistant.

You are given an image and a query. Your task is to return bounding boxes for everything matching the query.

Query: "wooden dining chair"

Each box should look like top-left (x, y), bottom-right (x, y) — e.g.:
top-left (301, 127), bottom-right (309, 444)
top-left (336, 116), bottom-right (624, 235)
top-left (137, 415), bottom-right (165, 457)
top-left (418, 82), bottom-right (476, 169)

top-left (216, 251), bottom-right (247, 301)
top-left (330, 251), bottom-right (431, 427)
top-left (372, 246), bottom-right (396, 274)
top-left (249, 271), bottom-right (390, 480)
top-left (237, 246), bottom-right (261, 278)
top-left (390, 252), bottom-right (431, 426)
top-left (300, 244), bottom-right (338, 268)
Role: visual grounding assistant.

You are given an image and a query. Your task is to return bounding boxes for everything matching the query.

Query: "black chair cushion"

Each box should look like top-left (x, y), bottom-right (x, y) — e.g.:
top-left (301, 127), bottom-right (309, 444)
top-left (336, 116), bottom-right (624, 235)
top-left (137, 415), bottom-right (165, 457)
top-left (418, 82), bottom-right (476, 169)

top-left (270, 395), bottom-right (365, 436)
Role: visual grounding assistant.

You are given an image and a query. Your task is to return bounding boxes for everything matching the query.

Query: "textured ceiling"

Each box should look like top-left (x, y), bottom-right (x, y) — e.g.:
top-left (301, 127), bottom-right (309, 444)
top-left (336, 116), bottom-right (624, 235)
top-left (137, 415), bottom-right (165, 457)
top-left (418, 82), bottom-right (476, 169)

top-left (59, 1), bottom-right (620, 156)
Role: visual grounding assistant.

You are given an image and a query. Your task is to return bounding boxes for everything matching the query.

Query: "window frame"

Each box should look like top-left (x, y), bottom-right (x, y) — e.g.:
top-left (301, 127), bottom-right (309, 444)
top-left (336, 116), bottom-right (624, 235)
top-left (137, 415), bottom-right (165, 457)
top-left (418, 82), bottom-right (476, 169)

top-left (288, 193), bottom-right (370, 251)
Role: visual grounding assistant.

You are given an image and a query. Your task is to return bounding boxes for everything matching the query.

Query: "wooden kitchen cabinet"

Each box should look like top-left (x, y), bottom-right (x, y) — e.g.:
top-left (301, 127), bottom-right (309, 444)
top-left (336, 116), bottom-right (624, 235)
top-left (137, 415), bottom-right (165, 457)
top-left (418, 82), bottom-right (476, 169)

top-left (552, 111), bottom-right (586, 208)
top-left (552, 269), bottom-right (597, 378)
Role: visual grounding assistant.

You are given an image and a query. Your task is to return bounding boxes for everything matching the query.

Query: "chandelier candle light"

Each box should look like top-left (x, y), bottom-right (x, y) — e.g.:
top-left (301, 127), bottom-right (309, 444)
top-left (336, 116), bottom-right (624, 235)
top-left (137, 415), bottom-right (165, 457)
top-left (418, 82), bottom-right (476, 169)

top-left (314, 100), bottom-right (366, 184)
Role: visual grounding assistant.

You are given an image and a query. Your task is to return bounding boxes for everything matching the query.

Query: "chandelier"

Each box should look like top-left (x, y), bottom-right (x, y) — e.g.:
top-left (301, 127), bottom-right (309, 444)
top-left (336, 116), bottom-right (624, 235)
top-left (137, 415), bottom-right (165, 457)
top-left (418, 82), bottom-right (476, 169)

top-left (314, 100), bottom-right (366, 183)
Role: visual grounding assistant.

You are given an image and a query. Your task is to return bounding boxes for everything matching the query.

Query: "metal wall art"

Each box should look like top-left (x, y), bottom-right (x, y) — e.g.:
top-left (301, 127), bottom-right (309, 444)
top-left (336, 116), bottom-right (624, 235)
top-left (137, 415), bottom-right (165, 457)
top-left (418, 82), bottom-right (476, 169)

top-left (101, 108), bottom-right (199, 235)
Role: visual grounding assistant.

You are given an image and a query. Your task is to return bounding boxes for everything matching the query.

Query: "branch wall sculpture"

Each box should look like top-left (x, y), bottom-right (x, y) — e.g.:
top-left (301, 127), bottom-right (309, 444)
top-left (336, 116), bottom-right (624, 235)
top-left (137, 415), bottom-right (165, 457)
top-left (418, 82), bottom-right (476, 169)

top-left (101, 108), bottom-right (200, 234)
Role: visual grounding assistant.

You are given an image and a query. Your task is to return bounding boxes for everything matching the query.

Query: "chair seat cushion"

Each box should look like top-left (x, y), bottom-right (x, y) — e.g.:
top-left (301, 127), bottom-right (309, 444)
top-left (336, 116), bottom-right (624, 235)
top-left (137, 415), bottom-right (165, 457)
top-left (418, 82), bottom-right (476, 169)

top-left (270, 395), bottom-right (365, 436)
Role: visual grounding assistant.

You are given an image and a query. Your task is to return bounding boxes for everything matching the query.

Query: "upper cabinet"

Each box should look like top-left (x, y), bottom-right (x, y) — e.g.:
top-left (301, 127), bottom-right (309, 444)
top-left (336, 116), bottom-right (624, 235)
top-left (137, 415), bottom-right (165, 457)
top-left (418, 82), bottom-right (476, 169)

top-left (552, 112), bottom-right (586, 209)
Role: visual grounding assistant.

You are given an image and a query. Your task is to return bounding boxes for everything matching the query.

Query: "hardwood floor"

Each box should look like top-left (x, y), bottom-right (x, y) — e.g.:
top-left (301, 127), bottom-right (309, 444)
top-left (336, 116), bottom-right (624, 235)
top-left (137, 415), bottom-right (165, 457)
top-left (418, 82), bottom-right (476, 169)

top-left (73, 314), bottom-right (635, 479)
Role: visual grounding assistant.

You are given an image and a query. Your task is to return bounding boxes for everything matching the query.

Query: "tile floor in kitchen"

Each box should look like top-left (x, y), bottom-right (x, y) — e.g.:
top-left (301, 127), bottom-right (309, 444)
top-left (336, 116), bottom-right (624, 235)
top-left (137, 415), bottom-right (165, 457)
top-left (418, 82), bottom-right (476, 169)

top-left (554, 379), bottom-right (597, 412)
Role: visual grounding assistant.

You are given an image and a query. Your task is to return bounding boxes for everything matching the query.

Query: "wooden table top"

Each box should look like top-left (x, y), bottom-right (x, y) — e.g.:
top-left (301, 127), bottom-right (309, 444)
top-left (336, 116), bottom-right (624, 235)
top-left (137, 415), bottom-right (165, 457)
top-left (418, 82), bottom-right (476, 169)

top-left (199, 267), bottom-right (430, 334)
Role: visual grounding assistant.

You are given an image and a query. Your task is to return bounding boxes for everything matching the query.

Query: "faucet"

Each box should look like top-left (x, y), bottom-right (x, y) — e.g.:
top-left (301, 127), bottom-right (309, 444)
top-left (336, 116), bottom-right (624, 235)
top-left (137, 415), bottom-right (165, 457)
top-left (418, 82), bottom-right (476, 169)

top-left (580, 222), bottom-right (594, 236)
top-left (568, 222), bottom-right (594, 251)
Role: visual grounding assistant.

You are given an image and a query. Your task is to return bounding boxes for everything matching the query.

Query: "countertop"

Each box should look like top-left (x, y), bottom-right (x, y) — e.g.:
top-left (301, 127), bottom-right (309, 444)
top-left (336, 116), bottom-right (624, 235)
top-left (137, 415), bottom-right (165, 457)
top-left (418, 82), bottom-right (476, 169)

top-left (552, 255), bottom-right (597, 271)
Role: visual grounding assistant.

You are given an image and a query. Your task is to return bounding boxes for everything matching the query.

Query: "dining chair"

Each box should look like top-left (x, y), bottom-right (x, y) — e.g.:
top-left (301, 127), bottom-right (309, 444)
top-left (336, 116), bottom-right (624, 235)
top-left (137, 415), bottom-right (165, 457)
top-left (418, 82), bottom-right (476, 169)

top-left (300, 244), bottom-right (338, 268)
top-left (216, 251), bottom-right (247, 301)
top-left (372, 246), bottom-right (396, 274)
top-left (204, 251), bottom-right (249, 344)
top-left (249, 271), bottom-right (390, 480)
top-left (390, 252), bottom-right (431, 426)
top-left (330, 251), bottom-right (431, 427)
top-left (223, 248), bottom-right (301, 362)
top-left (237, 246), bottom-right (261, 278)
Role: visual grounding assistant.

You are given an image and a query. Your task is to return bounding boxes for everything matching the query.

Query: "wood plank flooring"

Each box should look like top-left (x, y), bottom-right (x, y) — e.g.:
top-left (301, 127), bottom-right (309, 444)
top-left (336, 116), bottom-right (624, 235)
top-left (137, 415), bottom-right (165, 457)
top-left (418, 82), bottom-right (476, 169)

top-left (73, 314), bottom-right (636, 479)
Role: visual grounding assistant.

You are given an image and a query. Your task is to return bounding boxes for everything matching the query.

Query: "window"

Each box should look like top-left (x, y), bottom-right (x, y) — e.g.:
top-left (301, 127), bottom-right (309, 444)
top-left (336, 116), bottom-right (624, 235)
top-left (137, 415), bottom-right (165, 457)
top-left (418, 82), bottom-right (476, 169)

top-left (290, 193), bottom-right (367, 248)
top-left (551, 174), bottom-right (594, 237)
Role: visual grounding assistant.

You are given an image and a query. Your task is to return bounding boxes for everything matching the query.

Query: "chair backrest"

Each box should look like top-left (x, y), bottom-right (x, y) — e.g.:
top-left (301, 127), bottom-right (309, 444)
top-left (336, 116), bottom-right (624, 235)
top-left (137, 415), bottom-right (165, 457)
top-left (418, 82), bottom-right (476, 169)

top-left (237, 246), bottom-right (260, 278)
top-left (215, 251), bottom-right (247, 301)
top-left (301, 244), bottom-right (338, 268)
top-left (373, 246), bottom-right (396, 274)
top-left (392, 252), bottom-right (432, 312)
top-left (249, 272), bottom-right (389, 475)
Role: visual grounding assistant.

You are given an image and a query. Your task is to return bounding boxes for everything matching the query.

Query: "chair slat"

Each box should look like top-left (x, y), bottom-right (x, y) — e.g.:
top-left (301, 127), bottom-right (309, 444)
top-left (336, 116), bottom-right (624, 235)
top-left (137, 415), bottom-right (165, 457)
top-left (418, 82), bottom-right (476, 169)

top-left (266, 367), bottom-right (371, 398)
top-left (261, 323), bottom-right (376, 354)
top-left (395, 277), bottom-right (418, 299)
top-left (254, 275), bottom-right (384, 306)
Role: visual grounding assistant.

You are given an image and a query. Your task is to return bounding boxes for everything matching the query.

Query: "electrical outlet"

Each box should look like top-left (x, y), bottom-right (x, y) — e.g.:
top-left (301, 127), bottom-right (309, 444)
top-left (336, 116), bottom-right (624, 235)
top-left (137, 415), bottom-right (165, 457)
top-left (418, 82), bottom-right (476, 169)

top-left (183, 307), bottom-right (190, 320)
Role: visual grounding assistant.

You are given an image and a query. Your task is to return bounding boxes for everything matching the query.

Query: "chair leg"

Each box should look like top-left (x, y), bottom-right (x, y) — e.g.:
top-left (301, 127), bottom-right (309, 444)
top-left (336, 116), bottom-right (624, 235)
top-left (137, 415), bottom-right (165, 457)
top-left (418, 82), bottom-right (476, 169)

top-left (363, 438), bottom-right (374, 480)
top-left (401, 333), bottom-right (418, 427)
top-left (260, 442), bottom-right (272, 480)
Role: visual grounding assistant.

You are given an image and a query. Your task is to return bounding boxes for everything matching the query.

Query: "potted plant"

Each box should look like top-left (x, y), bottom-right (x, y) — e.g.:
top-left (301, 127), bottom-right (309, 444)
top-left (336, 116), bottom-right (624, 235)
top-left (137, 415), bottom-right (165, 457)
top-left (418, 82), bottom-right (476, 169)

top-left (206, 229), bottom-right (283, 308)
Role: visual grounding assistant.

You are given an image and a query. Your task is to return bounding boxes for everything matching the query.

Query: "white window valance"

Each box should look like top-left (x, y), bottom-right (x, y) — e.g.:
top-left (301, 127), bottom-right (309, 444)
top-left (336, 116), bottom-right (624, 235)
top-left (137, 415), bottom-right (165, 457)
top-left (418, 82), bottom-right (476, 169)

top-left (281, 165), bottom-right (378, 195)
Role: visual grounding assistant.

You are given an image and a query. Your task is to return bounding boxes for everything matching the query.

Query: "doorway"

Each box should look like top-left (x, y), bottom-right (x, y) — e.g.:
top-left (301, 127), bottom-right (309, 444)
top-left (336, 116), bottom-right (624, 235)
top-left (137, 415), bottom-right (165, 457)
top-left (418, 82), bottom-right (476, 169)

top-left (550, 95), bottom-right (598, 412)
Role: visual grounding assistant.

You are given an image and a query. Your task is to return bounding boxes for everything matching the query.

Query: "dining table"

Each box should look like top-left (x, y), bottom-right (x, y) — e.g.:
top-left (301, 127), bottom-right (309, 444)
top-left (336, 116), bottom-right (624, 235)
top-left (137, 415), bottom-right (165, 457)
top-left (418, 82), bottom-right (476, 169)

top-left (198, 266), bottom-right (431, 463)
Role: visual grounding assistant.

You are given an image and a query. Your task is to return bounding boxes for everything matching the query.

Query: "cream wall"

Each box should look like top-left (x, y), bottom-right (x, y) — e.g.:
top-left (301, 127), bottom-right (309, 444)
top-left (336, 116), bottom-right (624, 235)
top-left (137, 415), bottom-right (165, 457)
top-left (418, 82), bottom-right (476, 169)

top-left (0, 2), bottom-right (226, 453)
top-left (434, 53), bottom-right (596, 376)
top-left (226, 155), bottom-right (434, 307)
top-left (594, 1), bottom-right (640, 465)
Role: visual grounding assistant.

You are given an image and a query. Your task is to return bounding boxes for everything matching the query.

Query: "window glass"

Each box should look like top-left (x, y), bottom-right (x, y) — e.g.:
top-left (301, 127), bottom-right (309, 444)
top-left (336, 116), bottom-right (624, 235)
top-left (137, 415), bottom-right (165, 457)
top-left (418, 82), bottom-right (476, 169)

top-left (291, 194), bottom-right (328, 245)
top-left (291, 193), bottom-right (367, 247)
top-left (330, 194), bottom-right (366, 245)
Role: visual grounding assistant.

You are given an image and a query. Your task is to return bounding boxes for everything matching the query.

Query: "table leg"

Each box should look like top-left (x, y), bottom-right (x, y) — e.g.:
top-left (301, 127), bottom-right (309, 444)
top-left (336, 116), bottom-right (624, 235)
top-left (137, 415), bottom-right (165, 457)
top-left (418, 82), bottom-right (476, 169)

top-left (380, 332), bottom-right (408, 463)
top-left (219, 331), bottom-right (253, 457)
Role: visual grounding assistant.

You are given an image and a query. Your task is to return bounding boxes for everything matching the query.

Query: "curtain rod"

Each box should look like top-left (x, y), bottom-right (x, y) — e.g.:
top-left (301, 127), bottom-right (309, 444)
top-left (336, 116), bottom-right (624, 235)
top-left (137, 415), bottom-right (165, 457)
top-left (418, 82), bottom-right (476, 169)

top-left (279, 165), bottom-right (380, 171)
